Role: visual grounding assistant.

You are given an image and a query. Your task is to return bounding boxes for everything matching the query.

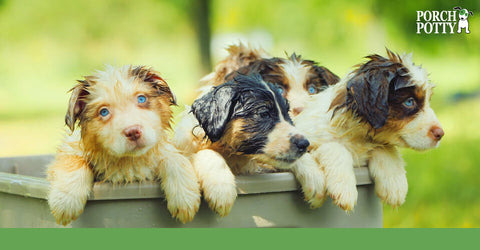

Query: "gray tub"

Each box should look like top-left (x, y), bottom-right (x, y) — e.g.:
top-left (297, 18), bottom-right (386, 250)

top-left (0, 155), bottom-right (382, 227)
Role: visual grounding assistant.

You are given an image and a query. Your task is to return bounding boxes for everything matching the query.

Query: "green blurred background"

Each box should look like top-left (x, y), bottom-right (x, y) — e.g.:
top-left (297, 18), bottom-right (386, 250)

top-left (0, 0), bottom-right (479, 227)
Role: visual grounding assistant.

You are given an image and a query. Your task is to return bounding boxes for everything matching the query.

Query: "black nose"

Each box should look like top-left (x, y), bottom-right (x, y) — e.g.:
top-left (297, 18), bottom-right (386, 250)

top-left (290, 135), bottom-right (310, 154)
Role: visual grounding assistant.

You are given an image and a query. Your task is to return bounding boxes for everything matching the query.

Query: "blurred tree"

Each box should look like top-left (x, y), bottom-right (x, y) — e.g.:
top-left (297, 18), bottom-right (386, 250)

top-left (190, 0), bottom-right (212, 74)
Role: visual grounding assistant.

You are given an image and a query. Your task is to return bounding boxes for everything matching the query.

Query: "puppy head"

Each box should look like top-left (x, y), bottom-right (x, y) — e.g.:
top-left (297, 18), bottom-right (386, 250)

top-left (345, 48), bottom-right (444, 150)
top-left (66, 65), bottom-right (176, 157)
top-left (454, 7), bottom-right (473, 20)
top-left (226, 54), bottom-right (339, 117)
top-left (192, 74), bottom-right (309, 168)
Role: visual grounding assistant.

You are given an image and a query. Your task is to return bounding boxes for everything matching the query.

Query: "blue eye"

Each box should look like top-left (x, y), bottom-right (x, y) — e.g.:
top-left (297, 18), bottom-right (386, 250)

top-left (100, 108), bottom-right (110, 117)
top-left (308, 85), bottom-right (317, 94)
top-left (404, 98), bottom-right (415, 107)
top-left (276, 85), bottom-right (284, 95)
top-left (137, 95), bottom-right (147, 103)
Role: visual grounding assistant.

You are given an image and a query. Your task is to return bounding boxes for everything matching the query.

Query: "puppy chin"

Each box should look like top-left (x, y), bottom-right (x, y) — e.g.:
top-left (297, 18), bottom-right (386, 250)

top-left (107, 140), bottom-right (154, 157)
top-left (253, 152), bottom-right (304, 169)
top-left (400, 136), bottom-right (439, 151)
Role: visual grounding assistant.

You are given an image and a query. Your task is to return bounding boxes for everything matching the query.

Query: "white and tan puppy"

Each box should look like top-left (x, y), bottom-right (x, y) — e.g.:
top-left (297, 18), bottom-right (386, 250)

top-left (296, 49), bottom-right (444, 211)
top-left (47, 65), bottom-right (201, 225)
top-left (201, 43), bottom-right (340, 117)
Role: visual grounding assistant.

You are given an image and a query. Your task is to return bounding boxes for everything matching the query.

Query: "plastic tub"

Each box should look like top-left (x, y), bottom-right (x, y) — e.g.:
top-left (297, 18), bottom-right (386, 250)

top-left (0, 155), bottom-right (382, 227)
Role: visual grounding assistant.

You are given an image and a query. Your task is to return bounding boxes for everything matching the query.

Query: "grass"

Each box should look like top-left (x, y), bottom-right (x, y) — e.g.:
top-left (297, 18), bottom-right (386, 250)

top-left (384, 99), bottom-right (480, 227)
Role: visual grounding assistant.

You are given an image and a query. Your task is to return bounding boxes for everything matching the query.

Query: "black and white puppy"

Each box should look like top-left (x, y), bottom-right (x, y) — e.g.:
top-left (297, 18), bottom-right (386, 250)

top-left (190, 74), bottom-right (326, 216)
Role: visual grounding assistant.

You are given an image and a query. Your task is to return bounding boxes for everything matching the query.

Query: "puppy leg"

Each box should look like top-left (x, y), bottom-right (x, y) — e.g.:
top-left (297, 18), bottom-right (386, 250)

top-left (369, 147), bottom-right (408, 207)
top-left (47, 155), bottom-right (93, 226)
top-left (291, 153), bottom-right (326, 208)
top-left (158, 144), bottom-right (201, 223)
top-left (193, 149), bottom-right (237, 216)
top-left (172, 108), bottom-right (202, 156)
top-left (313, 142), bottom-right (357, 211)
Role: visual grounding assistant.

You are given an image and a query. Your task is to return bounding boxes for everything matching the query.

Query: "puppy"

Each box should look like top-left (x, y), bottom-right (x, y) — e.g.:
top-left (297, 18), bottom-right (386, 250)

top-left (295, 49), bottom-right (444, 211)
top-left (175, 44), bottom-right (339, 153)
top-left (47, 65), bottom-right (201, 225)
top-left (190, 74), bottom-right (326, 216)
top-left (201, 43), bottom-right (340, 116)
top-left (454, 6), bottom-right (473, 34)
top-left (199, 42), bottom-right (270, 87)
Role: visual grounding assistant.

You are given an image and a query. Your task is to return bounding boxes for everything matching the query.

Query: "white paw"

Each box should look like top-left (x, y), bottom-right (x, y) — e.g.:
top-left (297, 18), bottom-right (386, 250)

top-left (375, 174), bottom-right (408, 207)
top-left (298, 169), bottom-right (326, 208)
top-left (48, 188), bottom-right (87, 226)
top-left (165, 177), bottom-right (200, 223)
top-left (203, 181), bottom-right (237, 217)
top-left (166, 186), bottom-right (201, 224)
top-left (327, 180), bottom-right (358, 212)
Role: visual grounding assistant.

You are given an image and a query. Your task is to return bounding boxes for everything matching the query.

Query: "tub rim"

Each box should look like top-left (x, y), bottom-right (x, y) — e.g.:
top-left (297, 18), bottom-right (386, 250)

top-left (0, 154), bottom-right (372, 201)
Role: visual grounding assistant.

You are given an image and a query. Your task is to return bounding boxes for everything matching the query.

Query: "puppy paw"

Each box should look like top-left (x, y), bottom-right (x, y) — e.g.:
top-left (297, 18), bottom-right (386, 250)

top-left (298, 170), bottom-right (326, 209)
top-left (203, 182), bottom-right (237, 217)
top-left (48, 188), bottom-right (86, 226)
top-left (166, 187), bottom-right (201, 224)
top-left (327, 182), bottom-right (358, 212)
top-left (375, 174), bottom-right (408, 207)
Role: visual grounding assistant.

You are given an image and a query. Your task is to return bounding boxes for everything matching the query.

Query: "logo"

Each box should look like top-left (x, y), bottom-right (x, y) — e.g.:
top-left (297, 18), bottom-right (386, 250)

top-left (454, 6), bottom-right (474, 34)
top-left (416, 6), bottom-right (473, 34)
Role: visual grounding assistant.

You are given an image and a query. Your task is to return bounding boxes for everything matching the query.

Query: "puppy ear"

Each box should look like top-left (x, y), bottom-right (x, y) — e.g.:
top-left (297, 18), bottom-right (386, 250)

top-left (65, 80), bottom-right (90, 132)
top-left (131, 66), bottom-right (177, 106)
top-left (225, 58), bottom-right (282, 81)
top-left (453, 6), bottom-right (462, 11)
top-left (469, 11), bottom-right (473, 16)
top-left (346, 62), bottom-right (400, 129)
top-left (191, 83), bottom-right (237, 142)
top-left (313, 65), bottom-right (340, 86)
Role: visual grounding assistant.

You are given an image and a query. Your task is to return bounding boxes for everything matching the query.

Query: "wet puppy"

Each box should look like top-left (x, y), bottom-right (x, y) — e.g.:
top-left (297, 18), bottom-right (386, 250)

top-left (47, 65), bottom-right (201, 225)
top-left (201, 43), bottom-right (340, 117)
top-left (175, 43), bottom-right (339, 154)
top-left (190, 74), bottom-right (326, 216)
top-left (296, 49), bottom-right (444, 211)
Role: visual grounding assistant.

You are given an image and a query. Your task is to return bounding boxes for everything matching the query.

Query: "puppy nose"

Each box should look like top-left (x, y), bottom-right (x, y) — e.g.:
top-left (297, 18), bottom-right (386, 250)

top-left (123, 125), bottom-right (143, 141)
top-left (290, 134), bottom-right (310, 154)
top-left (428, 126), bottom-right (444, 141)
top-left (292, 107), bottom-right (304, 116)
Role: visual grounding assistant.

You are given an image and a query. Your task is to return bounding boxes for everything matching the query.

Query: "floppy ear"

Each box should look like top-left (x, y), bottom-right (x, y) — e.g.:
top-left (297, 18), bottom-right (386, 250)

top-left (346, 64), bottom-right (399, 129)
top-left (65, 80), bottom-right (90, 132)
top-left (469, 11), bottom-right (473, 16)
top-left (131, 66), bottom-right (177, 106)
top-left (313, 65), bottom-right (340, 86)
top-left (191, 83), bottom-right (237, 142)
top-left (453, 6), bottom-right (462, 11)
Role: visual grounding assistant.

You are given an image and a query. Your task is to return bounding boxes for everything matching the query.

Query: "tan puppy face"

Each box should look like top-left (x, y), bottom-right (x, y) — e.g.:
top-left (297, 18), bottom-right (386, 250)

top-left (66, 65), bottom-right (176, 157)
top-left (226, 54), bottom-right (340, 117)
top-left (381, 69), bottom-right (442, 150)
top-left (344, 50), bottom-right (444, 150)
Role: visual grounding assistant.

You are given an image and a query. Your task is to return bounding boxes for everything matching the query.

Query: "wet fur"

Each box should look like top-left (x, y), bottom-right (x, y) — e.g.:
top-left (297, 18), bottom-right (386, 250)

top-left (201, 43), bottom-right (340, 117)
top-left (186, 74), bottom-right (326, 216)
top-left (296, 49), bottom-right (444, 211)
top-left (47, 65), bottom-right (200, 225)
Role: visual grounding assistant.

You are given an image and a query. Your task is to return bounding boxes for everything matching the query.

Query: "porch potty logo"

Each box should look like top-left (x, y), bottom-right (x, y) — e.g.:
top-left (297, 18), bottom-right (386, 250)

top-left (416, 6), bottom-right (474, 34)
